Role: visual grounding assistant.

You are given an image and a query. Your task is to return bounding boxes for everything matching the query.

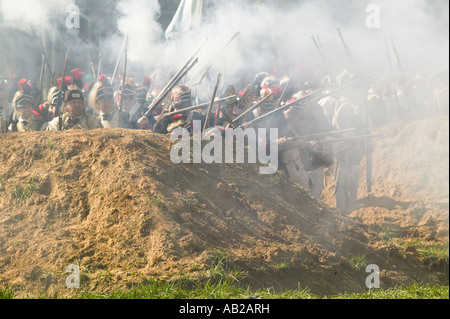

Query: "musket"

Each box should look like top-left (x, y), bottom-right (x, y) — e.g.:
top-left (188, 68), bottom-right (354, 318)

top-left (427, 43), bottom-right (449, 83)
top-left (163, 95), bottom-right (237, 117)
top-left (311, 35), bottom-right (326, 65)
top-left (39, 54), bottom-right (45, 95)
top-left (144, 38), bottom-right (207, 119)
top-left (275, 72), bottom-right (294, 109)
top-left (241, 89), bottom-right (322, 128)
top-left (118, 50), bottom-right (128, 127)
top-left (144, 57), bottom-right (199, 118)
top-left (189, 31), bottom-right (240, 86)
top-left (55, 46), bottom-right (70, 118)
top-left (97, 50), bottom-right (102, 79)
top-left (283, 128), bottom-right (356, 142)
top-left (281, 132), bottom-right (384, 148)
top-left (111, 33), bottom-right (128, 86)
top-left (337, 27), bottom-right (362, 75)
top-left (90, 61), bottom-right (96, 79)
top-left (39, 39), bottom-right (53, 76)
top-left (203, 73), bottom-right (222, 131)
top-left (219, 105), bottom-right (237, 129)
top-left (391, 38), bottom-right (404, 75)
top-left (318, 132), bottom-right (385, 144)
top-left (385, 39), bottom-right (393, 77)
top-left (226, 92), bottom-right (275, 128)
top-left (241, 74), bottom-right (373, 128)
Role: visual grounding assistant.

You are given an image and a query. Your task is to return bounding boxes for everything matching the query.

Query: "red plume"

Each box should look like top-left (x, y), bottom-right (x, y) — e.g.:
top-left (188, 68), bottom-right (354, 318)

top-left (17, 78), bottom-right (29, 92)
top-left (57, 76), bottom-right (73, 86)
top-left (70, 68), bottom-right (84, 80)
top-left (143, 76), bottom-right (151, 86)
top-left (98, 74), bottom-right (108, 85)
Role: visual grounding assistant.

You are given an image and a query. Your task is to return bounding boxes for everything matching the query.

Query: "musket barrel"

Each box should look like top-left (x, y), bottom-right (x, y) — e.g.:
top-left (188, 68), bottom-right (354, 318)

top-left (163, 95), bottom-right (237, 117)
top-left (145, 57), bottom-right (199, 118)
top-left (55, 47), bottom-right (70, 118)
top-left (227, 92), bottom-right (275, 127)
top-left (203, 73), bottom-right (222, 131)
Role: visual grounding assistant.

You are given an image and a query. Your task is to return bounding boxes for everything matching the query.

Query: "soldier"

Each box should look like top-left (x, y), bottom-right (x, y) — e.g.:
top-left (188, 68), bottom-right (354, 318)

top-left (278, 94), bottom-right (334, 199)
top-left (366, 81), bottom-right (389, 127)
top-left (150, 84), bottom-right (204, 134)
top-left (231, 86), bottom-right (255, 127)
top-left (132, 85), bottom-right (151, 129)
top-left (88, 79), bottom-right (130, 128)
top-left (0, 78), bottom-right (13, 133)
top-left (214, 85), bottom-right (238, 128)
top-left (332, 94), bottom-right (366, 211)
top-left (117, 78), bottom-right (145, 129)
top-left (47, 85), bottom-right (103, 131)
top-left (8, 91), bottom-right (47, 132)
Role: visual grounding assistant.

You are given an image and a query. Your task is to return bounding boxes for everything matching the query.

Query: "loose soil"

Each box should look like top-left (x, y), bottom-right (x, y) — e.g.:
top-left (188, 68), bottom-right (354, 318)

top-left (0, 115), bottom-right (448, 297)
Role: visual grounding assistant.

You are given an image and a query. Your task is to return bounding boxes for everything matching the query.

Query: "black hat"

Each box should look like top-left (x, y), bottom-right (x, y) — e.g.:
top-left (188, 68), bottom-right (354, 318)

top-left (64, 87), bottom-right (84, 102)
top-left (136, 87), bottom-right (147, 102)
top-left (15, 94), bottom-right (33, 107)
top-left (96, 84), bottom-right (114, 102)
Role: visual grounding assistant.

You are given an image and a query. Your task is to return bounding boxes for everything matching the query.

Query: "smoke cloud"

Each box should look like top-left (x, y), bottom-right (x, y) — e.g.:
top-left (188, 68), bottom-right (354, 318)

top-left (0, 0), bottom-right (448, 95)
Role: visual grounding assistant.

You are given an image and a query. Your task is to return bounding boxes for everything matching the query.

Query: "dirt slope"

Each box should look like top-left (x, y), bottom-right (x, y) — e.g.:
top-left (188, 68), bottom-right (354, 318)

top-left (0, 117), bottom-right (448, 297)
top-left (323, 115), bottom-right (449, 243)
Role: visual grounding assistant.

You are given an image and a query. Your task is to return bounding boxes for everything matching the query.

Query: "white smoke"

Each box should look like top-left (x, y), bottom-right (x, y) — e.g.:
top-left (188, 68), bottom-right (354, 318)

top-left (0, 0), bottom-right (448, 93)
top-left (0, 0), bottom-right (70, 33)
top-left (108, 0), bottom-right (448, 96)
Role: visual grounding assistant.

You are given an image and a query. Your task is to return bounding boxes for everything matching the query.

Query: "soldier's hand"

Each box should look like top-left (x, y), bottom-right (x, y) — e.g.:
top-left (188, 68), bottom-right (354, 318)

top-left (42, 102), bottom-right (50, 110)
top-left (138, 115), bottom-right (150, 126)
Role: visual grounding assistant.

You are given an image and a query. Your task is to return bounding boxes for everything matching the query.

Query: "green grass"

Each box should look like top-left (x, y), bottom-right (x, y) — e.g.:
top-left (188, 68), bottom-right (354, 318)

top-left (11, 176), bottom-right (39, 202)
top-left (1, 282), bottom-right (447, 299)
top-left (347, 254), bottom-right (368, 271)
top-left (393, 239), bottom-right (449, 263)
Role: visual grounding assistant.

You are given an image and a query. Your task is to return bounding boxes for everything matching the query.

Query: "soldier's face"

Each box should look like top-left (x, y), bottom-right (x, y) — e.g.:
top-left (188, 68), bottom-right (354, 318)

top-left (98, 99), bottom-right (115, 114)
top-left (123, 96), bottom-right (135, 110)
top-left (65, 99), bottom-right (84, 118)
top-left (171, 92), bottom-right (181, 102)
top-left (16, 104), bottom-right (33, 120)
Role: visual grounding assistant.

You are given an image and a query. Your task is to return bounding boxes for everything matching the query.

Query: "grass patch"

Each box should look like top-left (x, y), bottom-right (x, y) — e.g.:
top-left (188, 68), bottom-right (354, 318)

top-left (147, 195), bottom-right (167, 209)
top-left (332, 283), bottom-right (449, 299)
top-left (393, 239), bottom-right (449, 263)
top-left (11, 176), bottom-right (39, 202)
top-left (2, 282), bottom-right (446, 300)
top-left (347, 254), bottom-right (368, 271)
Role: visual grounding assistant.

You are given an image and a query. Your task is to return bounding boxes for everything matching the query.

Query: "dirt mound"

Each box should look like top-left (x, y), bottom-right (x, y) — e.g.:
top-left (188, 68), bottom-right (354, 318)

top-left (0, 118), bottom-right (448, 297)
top-left (323, 115), bottom-right (449, 243)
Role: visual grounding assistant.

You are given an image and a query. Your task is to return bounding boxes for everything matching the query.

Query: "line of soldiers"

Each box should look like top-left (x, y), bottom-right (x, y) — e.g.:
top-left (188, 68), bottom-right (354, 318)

top-left (1, 65), bottom-right (448, 211)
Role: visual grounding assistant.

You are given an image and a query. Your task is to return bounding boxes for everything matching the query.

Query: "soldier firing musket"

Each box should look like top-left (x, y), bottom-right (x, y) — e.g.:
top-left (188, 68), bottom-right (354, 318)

top-left (162, 95), bottom-right (237, 117)
top-left (142, 38), bottom-right (207, 124)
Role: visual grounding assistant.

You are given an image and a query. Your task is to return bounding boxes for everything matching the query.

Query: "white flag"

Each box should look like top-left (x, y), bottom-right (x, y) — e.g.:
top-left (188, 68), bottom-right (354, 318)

top-left (165, 0), bottom-right (203, 40)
